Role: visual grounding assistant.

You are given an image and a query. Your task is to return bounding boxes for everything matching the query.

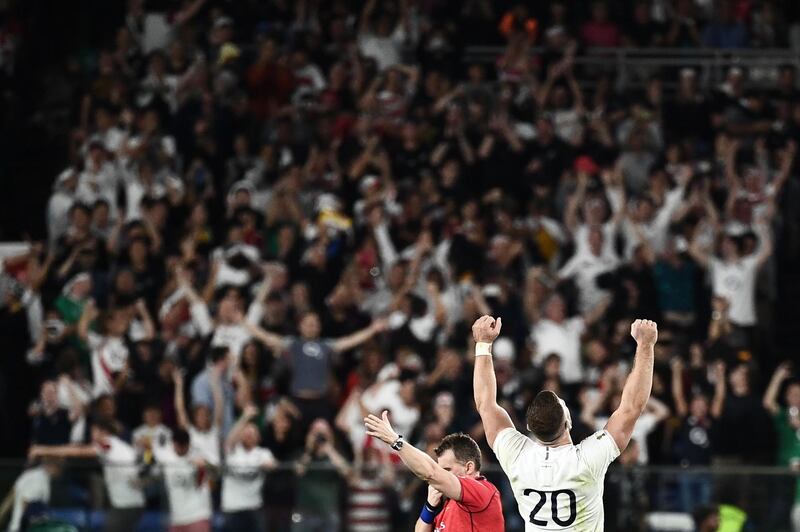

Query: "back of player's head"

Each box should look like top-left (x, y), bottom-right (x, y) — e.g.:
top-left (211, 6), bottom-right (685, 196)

top-left (434, 433), bottom-right (482, 472)
top-left (527, 390), bottom-right (569, 443)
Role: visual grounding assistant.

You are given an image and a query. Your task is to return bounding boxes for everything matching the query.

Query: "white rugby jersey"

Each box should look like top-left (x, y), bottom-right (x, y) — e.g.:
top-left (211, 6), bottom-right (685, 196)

top-left (493, 427), bottom-right (620, 531)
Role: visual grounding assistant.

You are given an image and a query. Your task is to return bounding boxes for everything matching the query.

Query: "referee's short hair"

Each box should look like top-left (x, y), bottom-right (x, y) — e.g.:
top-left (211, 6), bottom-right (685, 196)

top-left (434, 433), bottom-right (482, 472)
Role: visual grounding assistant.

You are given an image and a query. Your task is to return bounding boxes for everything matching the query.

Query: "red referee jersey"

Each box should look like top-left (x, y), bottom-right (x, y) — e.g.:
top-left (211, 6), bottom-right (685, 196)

top-left (433, 476), bottom-right (504, 532)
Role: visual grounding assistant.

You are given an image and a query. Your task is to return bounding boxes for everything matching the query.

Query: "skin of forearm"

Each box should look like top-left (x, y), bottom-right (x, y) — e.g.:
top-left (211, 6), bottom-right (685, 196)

top-left (619, 343), bottom-right (654, 414)
top-left (473, 355), bottom-right (498, 413)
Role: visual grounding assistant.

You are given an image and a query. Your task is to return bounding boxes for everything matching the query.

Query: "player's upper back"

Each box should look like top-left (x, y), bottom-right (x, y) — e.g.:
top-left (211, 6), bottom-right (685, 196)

top-left (492, 427), bottom-right (620, 531)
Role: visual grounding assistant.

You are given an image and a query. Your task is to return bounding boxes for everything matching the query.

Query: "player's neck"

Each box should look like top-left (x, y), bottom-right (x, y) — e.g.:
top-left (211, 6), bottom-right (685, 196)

top-left (538, 431), bottom-right (573, 447)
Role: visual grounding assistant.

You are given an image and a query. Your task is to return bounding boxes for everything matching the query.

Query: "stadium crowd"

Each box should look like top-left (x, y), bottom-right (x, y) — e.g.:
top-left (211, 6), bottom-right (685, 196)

top-left (3, 0), bottom-right (800, 531)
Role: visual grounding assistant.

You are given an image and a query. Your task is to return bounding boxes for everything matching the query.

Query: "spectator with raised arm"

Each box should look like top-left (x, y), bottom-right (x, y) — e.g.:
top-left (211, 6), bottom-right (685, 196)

top-left (174, 367), bottom-right (223, 466)
top-left (221, 404), bottom-right (277, 532)
top-left (670, 358), bottom-right (721, 512)
top-left (29, 421), bottom-right (146, 532)
top-left (246, 314), bottom-right (387, 426)
top-left (190, 347), bottom-right (242, 438)
top-left (763, 362), bottom-right (800, 530)
top-left (689, 215), bottom-right (773, 346)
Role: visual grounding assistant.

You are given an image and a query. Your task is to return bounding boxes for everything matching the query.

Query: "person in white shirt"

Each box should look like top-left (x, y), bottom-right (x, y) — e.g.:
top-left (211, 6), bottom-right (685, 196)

top-left (621, 165), bottom-right (693, 259)
top-left (29, 421), bottom-right (146, 532)
top-left (174, 368), bottom-right (223, 467)
top-left (81, 106), bottom-right (127, 163)
top-left (154, 428), bottom-right (213, 532)
top-left (357, 0), bottom-right (412, 70)
top-left (530, 294), bottom-right (609, 385)
top-left (336, 370), bottom-right (420, 453)
top-left (221, 404), bottom-right (277, 532)
top-left (176, 263), bottom-right (264, 366)
top-left (77, 302), bottom-right (132, 398)
top-left (132, 404), bottom-right (172, 454)
top-left (563, 162), bottom-right (626, 258)
top-left (558, 227), bottom-right (619, 314)
top-left (472, 315), bottom-right (659, 531)
top-left (582, 392), bottom-right (670, 465)
top-left (76, 140), bottom-right (120, 218)
top-left (689, 221), bottom-right (773, 328)
top-left (6, 461), bottom-right (60, 532)
top-left (47, 168), bottom-right (78, 245)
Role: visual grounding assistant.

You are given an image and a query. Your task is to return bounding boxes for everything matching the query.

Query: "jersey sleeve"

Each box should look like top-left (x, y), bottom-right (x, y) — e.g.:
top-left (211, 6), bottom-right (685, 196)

top-left (579, 430), bottom-right (620, 480)
top-left (492, 427), bottom-right (530, 473)
top-left (457, 477), bottom-right (496, 512)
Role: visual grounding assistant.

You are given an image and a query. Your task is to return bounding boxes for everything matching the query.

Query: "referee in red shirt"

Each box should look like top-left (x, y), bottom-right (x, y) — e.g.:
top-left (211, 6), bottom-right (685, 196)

top-left (365, 411), bottom-right (504, 531)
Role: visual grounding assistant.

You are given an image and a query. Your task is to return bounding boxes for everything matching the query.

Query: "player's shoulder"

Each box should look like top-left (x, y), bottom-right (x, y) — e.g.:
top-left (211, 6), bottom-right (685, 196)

top-left (576, 429), bottom-right (615, 449)
top-left (575, 430), bottom-right (620, 466)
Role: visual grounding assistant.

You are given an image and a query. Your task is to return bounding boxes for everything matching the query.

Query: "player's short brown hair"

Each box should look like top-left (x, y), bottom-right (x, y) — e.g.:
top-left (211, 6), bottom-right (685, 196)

top-left (527, 390), bottom-right (566, 442)
top-left (434, 433), bottom-right (482, 472)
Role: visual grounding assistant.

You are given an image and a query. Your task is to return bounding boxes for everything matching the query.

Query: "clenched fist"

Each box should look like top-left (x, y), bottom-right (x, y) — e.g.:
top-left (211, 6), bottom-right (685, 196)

top-left (472, 315), bottom-right (502, 343)
top-left (630, 319), bottom-right (658, 346)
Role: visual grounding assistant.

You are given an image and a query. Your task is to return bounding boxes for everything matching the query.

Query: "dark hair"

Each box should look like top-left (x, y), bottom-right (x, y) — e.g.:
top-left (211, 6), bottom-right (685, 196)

top-left (91, 419), bottom-right (117, 435)
top-left (433, 433), bottom-right (482, 472)
top-left (143, 402), bottom-right (161, 412)
top-left (209, 346), bottom-right (229, 364)
top-left (173, 428), bottom-right (191, 446)
top-left (398, 369), bottom-right (418, 383)
top-left (526, 390), bottom-right (566, 442)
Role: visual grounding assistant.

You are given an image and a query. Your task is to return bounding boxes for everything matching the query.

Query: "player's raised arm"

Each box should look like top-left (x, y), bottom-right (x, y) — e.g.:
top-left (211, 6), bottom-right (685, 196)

top-left (472, 316), bottom-right (514, 448)
top-left (604, 319), bottom-right (658, 452)
top-left (364, 411), bottom-right (462, 501)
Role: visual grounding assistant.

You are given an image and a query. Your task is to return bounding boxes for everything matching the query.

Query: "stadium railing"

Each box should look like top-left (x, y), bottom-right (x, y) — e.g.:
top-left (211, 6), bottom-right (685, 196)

top-left (1, 460), bottom-right (798, 532)
top-left (462, 46), bottom-right (800, 91)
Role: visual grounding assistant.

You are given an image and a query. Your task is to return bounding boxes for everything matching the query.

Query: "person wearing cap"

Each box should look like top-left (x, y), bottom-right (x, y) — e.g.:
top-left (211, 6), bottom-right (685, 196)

top-left (364, 412), bottom-right (504, 532)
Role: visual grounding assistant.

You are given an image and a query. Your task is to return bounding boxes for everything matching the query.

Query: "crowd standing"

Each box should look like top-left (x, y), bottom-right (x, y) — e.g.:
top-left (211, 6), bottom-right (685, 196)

top-left (3, 0), bottom-right (800, 531)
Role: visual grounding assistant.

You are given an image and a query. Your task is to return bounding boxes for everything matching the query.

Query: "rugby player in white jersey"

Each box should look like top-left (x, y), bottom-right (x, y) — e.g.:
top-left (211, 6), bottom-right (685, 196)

top-left (471, 315), bottom-right (658, 531)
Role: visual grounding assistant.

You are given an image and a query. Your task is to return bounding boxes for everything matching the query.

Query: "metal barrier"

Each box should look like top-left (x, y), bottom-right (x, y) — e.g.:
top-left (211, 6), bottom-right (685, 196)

top-left (463, 46), bottom-right (800, 91)
top-left (1, 460), bottom-right (798, 531)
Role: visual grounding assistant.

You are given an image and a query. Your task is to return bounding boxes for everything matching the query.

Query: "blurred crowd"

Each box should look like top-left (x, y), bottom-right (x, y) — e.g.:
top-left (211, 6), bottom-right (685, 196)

top-left (3, 0), bottom-right (800, 531)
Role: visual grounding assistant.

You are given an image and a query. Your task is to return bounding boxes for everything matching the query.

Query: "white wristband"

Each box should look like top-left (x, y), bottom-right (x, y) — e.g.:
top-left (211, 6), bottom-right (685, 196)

top-left (475, 342), bottom-right (493, 357)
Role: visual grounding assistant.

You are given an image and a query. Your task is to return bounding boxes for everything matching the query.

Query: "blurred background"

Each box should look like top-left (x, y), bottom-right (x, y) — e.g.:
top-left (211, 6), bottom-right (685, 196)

top-left (1, 0), bottom-right (800, 530)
